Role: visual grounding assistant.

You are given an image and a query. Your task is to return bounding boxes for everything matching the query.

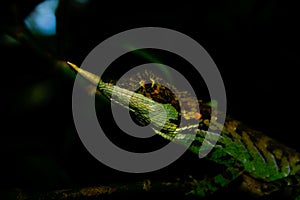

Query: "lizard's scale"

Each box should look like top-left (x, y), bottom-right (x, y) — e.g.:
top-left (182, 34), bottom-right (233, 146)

top-left (67, 61), bottom-right (300, 198)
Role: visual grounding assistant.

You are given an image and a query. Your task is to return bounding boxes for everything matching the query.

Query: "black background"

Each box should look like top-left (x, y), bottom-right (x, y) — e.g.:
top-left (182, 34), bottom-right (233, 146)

top-left (1, 0), bottom-right (299, 199)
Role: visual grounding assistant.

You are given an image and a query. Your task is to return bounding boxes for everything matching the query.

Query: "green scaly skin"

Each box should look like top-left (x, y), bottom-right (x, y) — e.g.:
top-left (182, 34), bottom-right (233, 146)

top-left (67, 61), bottom-right (300, 199)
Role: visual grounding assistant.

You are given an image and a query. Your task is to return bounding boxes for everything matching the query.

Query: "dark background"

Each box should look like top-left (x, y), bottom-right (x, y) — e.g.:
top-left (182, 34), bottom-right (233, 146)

top-left (1, 0), bottom-right (299, 199)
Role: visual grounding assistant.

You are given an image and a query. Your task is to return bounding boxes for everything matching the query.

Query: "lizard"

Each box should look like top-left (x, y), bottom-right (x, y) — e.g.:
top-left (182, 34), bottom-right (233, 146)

top-left (65, 61), bottom-right (300, 199)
